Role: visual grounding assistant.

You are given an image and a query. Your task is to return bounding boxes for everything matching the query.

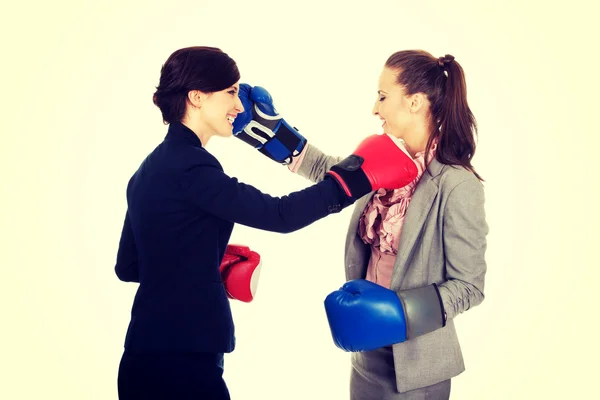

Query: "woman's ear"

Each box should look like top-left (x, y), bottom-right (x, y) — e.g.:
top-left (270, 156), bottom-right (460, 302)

top-left (408, 93), bottom-right (427, 114)
top-left (187, 90), bottom-right (203, 109)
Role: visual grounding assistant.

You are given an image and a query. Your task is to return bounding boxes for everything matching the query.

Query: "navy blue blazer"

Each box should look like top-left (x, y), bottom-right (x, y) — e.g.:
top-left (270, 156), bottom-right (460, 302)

top-left (115, 122), bottom-right (352, 354)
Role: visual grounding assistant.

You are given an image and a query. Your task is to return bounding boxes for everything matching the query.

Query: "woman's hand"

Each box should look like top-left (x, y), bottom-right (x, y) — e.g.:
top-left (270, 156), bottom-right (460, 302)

top-left (232, 83), bottom-right (307, 165)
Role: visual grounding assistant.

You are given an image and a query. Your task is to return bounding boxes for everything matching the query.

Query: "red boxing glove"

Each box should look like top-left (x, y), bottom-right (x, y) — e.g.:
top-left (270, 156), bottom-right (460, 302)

top-left (327, 134), bottom-right (418, 198)
top-left (219, 244), bottom-right (262, 303)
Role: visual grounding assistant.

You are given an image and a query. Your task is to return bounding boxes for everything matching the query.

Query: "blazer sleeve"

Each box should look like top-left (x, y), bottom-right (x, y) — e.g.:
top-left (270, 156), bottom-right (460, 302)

top-left (179, 161), bottom-right (352, 233)
top-left (437, 177), bottom-right (489, 320)
top-left (114, 211), bottom-right (140, 282)
top-left (293, 143), bottom-right (344, 183)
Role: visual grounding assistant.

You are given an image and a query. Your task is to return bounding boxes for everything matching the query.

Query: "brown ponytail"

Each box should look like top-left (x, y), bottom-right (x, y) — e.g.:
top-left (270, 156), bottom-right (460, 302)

top-left (385, 50), bottom-right (483, 181)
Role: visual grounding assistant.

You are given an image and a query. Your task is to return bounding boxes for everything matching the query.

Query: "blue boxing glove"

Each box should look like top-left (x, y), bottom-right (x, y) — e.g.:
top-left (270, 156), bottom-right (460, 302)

top-left (233, 83), bottom-right (307, 165)
top-left (324, 279), bottom-right (446, 352)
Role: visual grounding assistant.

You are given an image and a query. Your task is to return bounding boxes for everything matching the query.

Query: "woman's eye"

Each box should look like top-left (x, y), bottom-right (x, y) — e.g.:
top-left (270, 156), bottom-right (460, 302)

top-left (379, 96), bottom-right (386, 102)
top-left (228, 90), bottom-right (236, 95)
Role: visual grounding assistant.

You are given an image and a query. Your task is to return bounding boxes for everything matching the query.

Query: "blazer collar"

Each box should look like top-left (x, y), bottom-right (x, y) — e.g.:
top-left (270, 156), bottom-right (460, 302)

top-left (425, 157), bottom-right (445, 178)
top-left (164, 121), bottom-right (203, 148)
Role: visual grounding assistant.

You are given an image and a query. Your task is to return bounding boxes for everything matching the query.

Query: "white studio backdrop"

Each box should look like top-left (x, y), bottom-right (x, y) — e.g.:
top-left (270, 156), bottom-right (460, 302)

top-left (2, 0), bottom-right (598, 399)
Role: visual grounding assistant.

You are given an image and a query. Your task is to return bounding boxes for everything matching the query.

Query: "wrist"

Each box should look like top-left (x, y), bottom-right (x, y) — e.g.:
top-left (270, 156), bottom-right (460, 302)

top-left (287, 144), bottom-right (308, 172)
top-left (397, 283), bottom-right (446, 339)
top-left (327, 155), bottom-right (371, 198)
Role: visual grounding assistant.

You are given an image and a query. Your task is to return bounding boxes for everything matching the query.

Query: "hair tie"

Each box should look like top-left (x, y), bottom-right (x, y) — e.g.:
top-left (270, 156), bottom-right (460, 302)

top-left (438, 54), bottom-right (455, 69)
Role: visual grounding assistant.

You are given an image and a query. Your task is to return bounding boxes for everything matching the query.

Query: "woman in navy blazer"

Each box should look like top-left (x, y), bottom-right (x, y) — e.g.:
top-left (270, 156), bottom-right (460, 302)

top-left (114, 46), bottom-right (413, 399)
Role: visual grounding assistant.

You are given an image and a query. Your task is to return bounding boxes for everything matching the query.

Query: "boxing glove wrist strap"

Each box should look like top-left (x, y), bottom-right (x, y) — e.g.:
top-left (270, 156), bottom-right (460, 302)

top-left (256, 124), bottom-right (306, 165)
top-left (398, 283), bottom-right (446, 340)
top-left (274, 120), bottom-right (305, 152)
top-left (326, 155), bottom-right (372, 198)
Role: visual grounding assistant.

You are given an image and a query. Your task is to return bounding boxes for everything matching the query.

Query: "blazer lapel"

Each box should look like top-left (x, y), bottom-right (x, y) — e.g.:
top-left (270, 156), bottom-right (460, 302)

top-left (390, 160), bottom-right (444, 289)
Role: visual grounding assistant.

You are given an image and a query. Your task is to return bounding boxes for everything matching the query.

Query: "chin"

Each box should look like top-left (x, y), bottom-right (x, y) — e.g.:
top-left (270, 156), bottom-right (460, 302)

top-left (387, 131), bottom-right (403, 140)
top-left (217, 127), bottom-right (234, 138)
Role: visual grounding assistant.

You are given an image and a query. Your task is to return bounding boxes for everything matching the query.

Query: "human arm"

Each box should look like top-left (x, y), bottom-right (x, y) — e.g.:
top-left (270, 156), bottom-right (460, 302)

top-left (323, 176), bottom-right (488, 352)
top-left (114, 212), bottom-right (139, 282)
top-left (437, 177), bottom-right (488, 320)
top-left (179, 161), bottom-right (350, 233)
top-left (181, 131), bottom-right (418, 231)
top-left (291, 144), bottom-right (344, 184)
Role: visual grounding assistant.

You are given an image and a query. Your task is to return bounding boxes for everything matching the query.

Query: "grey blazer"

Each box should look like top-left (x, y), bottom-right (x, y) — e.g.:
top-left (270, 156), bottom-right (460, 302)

top-left (295, 143), bottom-right (489, 393)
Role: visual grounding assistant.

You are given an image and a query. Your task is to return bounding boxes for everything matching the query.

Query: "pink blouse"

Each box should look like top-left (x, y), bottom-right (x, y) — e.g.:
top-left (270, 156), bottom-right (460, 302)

top-left (359, 142), bottom-right (436, 288)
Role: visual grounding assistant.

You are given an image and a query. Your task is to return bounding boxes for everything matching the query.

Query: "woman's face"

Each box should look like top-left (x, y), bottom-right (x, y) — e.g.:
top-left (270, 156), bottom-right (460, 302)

top-left (372, 67), bottom-right (413, 140)
top-left (372, 67), bottom-right (431, 155)
top-left (198, 82), bottom-right (244, 138)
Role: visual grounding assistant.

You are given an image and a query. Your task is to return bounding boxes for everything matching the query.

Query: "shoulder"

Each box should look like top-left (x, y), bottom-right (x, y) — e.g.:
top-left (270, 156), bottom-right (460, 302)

top-left (440, 165), bottom-right (481, 188)
top-left (423, 162), bottom-right (488, 226)
top-left (162, 141), bottom-right (224, 172)
top-left (431, 162), bottom-right (485, 203)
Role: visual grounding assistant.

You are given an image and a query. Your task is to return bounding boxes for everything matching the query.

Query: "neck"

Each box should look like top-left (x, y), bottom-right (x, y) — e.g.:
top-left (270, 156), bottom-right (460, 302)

top-left (181, 116), bottom-right (212, 146)
top-left (401, 124), bottom-right (430, 158)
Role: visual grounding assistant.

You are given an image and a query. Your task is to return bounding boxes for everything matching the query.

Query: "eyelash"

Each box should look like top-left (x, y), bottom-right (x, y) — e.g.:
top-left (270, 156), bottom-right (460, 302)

top-left (228, 90), bottom-right (236, 95)
top-left (379, 96), bottom-right (386, 102)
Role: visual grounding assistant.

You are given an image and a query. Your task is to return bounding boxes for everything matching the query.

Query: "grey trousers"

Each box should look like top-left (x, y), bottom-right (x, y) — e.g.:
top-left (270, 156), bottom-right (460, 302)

top-left (350, 347), bottom-right (451, 400)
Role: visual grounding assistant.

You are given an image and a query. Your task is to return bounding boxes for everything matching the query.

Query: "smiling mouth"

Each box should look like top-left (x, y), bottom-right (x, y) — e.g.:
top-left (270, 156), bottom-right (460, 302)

top-left (227, 116), bottom-right (235, 124)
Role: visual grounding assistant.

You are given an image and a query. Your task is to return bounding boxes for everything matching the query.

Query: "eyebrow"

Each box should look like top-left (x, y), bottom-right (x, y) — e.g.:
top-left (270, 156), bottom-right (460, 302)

top-left (377, 90), bottom-right (387, 94)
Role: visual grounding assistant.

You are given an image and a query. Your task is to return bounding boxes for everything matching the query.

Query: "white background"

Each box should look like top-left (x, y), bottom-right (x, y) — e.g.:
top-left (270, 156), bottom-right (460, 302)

top-left (2, 0), bottom-right (598, 398)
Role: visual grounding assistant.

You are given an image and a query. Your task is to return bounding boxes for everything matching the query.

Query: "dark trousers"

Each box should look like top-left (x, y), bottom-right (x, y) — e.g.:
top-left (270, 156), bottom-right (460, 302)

top-left (117, 351), bottom-right (230, 400)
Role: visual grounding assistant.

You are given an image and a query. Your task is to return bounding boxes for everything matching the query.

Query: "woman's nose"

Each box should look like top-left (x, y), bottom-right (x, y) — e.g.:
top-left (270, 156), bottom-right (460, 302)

top-left (372, 101), bottom-right (379, 116)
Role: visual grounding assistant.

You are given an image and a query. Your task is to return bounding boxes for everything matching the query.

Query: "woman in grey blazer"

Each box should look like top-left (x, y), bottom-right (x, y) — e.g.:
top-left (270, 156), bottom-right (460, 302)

top-left (234, 50), bottom-right (488, 400)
